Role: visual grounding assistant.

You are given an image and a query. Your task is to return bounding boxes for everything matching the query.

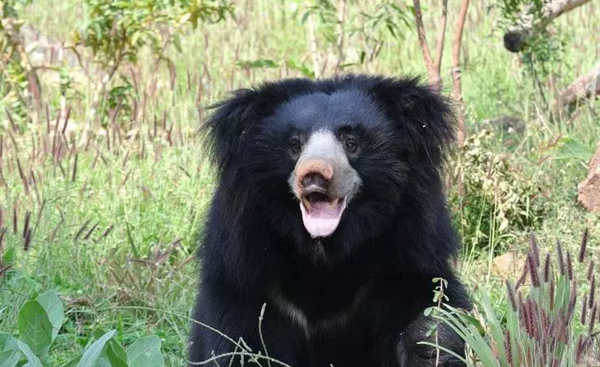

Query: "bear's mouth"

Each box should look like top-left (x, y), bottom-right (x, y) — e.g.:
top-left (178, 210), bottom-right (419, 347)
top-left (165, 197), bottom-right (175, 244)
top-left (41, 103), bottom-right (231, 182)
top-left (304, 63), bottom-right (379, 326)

top-left (299, 190), bottom-right (347, 238)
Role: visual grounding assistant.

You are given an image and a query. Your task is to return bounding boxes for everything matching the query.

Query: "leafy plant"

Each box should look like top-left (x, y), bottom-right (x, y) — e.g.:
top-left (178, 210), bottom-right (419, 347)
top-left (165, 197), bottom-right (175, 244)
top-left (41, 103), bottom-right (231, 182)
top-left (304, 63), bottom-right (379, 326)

top-left (75, 0), bottom-right (233, 69)
top-left (425, 230), bottom-right (600, 366)
top-left (352, 1), bottom-right (413, 65)
top-left (0, 0), bottom-right (37, 124)
top-left (302, 0), bottom-right (338, 45)
top-left (498, 0), bottom-right (568, 100)
top-left (72, 0), bottom-right (233, 132)
top-left (450, 130), bottom-right (546, 254)
top-left (299, 0), bottom-right (412, 73)
top-left (0, 290), bottom-right (165, 367)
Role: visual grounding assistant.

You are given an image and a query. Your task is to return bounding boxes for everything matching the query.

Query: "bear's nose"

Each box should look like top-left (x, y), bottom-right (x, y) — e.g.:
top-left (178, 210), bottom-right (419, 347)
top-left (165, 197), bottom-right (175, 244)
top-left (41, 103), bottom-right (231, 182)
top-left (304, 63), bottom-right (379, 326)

top-left (301, 172), bottom-right (329, 189)
top-left (296, 159), bottom-right (334, 192)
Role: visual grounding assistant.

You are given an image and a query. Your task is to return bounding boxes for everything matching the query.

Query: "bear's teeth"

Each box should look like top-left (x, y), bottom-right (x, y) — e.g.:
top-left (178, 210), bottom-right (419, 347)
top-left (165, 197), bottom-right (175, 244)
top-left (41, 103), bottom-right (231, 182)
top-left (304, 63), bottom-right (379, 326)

top-left (302, 197), bottom-right (313, 211)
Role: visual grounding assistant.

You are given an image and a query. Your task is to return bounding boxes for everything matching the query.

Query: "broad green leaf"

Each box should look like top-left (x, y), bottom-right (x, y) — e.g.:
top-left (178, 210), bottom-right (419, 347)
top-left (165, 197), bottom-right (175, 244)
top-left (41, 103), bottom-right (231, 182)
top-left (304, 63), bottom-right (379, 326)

top-left (93, 356), bottom-right (112, 367)
top-left (36, 290), bottom-right (65, 342)
top-left (17, 301), bottom-right (53, 358)
top-left (0, 333), bottom-right (21, 367)
top-left (17, 340), bottom-right (42, 367)
top-left (0, 333), bottom-right (17, 351)
top-left (93, 329), bottom-right (127, 367)
top-left (127, 336), bottom-right (164, 367)
top-left (0, 349), bottom-right (21, 367)
top-left (76, 330), bottom-right (116, 367)
top-left (63, 356), bottom-right (80, 367)
top-left (105, 343), bottom-right (129, 367)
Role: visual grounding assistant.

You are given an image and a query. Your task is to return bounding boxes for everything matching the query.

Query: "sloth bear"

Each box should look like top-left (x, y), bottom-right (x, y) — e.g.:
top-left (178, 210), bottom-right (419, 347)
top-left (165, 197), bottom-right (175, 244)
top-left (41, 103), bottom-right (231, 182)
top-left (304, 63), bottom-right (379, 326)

top-left (190, 74), bottom-right (470, 367)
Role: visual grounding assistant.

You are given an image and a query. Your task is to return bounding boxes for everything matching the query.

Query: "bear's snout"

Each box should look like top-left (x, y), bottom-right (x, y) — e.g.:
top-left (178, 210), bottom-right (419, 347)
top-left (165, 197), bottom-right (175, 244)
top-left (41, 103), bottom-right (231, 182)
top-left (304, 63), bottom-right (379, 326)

top-left (296, 159), bottom-right (333, 194)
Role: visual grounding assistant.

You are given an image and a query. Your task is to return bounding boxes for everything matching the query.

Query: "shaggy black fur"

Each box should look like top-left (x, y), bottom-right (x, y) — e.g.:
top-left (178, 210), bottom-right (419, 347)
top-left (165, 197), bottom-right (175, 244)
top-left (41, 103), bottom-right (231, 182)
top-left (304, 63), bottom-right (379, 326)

top-left (189, 74), bottom-right (471, 367)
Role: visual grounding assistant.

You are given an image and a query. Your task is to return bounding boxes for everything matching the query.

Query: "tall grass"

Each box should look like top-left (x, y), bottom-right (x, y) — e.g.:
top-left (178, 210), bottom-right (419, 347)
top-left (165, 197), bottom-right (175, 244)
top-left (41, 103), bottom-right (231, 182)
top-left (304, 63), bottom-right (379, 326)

top-left (1, 0), bottom-right (599, 364)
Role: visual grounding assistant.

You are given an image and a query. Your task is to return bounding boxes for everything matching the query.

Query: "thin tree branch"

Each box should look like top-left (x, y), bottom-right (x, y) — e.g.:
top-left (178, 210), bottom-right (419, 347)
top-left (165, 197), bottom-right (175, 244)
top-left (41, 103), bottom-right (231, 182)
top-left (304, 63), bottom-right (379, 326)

top-left (553, 64), bottom-right (600, 110)
top-left (452, 0), bottom-right (470, 146)
top-left (544, 0), bottom-right (592, 18)
top-left (434, 0), bottom-right (448, 72)
top-left (412, 0), bottom-right (434, 67)
top-left (412, 0), bottom-right (442, 91)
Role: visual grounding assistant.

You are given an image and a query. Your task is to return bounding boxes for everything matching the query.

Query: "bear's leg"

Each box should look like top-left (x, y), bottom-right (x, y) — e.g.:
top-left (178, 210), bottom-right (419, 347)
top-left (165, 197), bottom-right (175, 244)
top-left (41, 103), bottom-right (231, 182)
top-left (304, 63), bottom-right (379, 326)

top-left (188, 287), bottom-right (306, 367)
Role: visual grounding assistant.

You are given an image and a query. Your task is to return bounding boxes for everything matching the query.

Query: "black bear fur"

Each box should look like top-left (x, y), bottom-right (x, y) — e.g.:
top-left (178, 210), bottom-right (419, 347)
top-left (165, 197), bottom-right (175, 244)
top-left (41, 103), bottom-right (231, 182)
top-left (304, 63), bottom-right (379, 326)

top-left (189, 74), bottom-right (470, 367)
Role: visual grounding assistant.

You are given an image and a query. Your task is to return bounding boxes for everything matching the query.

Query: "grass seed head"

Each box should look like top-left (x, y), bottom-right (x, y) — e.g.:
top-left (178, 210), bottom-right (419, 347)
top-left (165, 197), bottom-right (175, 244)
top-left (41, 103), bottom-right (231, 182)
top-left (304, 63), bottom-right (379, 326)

top-left (543, 253), bottom-right (551, 283)
top-left (529, 231), bottom-right (540, 266)
top-left (579, 227), bottom-right (589, 263)
top-left (556, 239), bottom-right (566, 275)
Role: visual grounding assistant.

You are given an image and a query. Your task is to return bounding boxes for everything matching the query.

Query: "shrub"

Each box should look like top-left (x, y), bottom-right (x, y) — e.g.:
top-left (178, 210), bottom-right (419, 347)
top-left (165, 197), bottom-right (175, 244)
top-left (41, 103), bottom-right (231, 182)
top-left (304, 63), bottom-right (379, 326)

top-left (0, 289), bottom-right (166, 367)
top-left (70, 0), bottom-right (233, 132)
top-left (0, 0), bottom-right (36, 123)
top-left (449, 130), bottom-right (546, 255)
top-left (75, 0), bottom-right (233, 70)
top-left (426, 230), bottom-right (600, 366)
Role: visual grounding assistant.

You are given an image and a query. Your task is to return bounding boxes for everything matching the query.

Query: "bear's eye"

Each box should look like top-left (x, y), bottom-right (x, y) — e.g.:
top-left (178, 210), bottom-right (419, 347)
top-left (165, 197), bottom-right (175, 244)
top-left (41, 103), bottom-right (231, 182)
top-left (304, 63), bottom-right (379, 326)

top-left (291, 138), bottom-right (302, 154)
top-left (345, 138), bottom-right (358, 154)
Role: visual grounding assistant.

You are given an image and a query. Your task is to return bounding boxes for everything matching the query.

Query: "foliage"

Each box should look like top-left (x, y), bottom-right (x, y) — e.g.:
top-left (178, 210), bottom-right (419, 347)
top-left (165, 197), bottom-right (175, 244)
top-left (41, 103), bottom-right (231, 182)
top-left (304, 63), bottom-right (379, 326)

top-left (0, 290), bottom-right (165, 367)
top-left (1, 0), bottom-right (599, 364)
top-left (302, 0), bottom-right (338, 44)
top-left (352, 1), bottom-right (413, 65)
top-left (71, 0), bottom-right (233, 127)
top-left (300, 0), bottom-right (413, 70)
top-left (74, 0), bottom-right (233, 69)
top-left (498, 0), bottom-right (568, 91)
top-left (426, 230), bottom-right (600, 366)
top-left (498, 0), bottom-right (546, 26)
top-left (0, 0), bottom-right (36, 123)
top-left (450, 130), bottom-right (546, 254)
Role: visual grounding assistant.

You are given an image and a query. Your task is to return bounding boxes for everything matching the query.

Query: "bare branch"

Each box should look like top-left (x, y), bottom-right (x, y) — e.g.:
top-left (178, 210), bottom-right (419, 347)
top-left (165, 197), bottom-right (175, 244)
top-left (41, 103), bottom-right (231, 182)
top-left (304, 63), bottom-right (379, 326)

top-left (554, 64), bottom-right (600, 110)
top-left (412, 0), bottom-right (441, 91)
top-left (545, 0), bottom-right (593, 18)
top-left (452, 0), bottom-right (470, 146)
top-left (412, 0), bottom-right (433, 66)
top-left (434, 0), bottom-right (448, 72)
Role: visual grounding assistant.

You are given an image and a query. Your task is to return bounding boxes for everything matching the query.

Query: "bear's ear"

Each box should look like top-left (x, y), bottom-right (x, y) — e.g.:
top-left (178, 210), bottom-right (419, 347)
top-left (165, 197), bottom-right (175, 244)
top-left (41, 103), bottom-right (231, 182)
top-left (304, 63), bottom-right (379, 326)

top-left (202, 78), bottom-right (317, 173)
top-left (368, 77), bottom-right (456, 167)
top-left (201, 88), bottom-right (262, 172)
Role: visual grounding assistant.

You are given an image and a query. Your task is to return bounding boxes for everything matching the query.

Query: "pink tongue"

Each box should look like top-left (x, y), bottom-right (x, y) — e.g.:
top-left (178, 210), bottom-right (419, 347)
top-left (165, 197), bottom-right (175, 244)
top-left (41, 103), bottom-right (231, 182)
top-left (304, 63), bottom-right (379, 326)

top-left (300, 200), bottom-right (345, 238)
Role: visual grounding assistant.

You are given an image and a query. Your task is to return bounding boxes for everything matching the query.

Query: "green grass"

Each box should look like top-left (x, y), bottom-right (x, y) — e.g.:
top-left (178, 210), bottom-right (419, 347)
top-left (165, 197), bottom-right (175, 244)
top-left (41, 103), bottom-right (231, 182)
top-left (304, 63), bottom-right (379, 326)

top-left (1, 0), bottom-right (600, 365)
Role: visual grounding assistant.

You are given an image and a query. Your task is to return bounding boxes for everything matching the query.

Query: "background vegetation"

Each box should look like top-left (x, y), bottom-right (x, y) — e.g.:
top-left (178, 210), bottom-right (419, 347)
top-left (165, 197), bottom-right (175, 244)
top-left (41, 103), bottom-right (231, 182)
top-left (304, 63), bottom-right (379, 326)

top-left (0, 0), bottom-right (599, 365)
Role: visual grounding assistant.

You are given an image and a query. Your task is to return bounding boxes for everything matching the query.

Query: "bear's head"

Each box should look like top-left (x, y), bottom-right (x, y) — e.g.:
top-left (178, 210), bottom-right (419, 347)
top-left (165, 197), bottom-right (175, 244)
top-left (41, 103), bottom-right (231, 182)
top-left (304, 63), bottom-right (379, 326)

top-left (203, 75), bottom-right (456, 264)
